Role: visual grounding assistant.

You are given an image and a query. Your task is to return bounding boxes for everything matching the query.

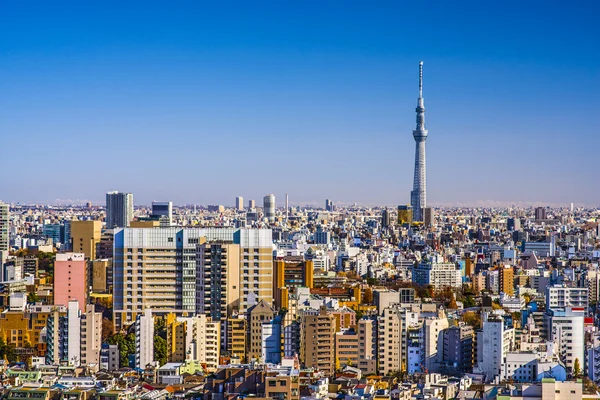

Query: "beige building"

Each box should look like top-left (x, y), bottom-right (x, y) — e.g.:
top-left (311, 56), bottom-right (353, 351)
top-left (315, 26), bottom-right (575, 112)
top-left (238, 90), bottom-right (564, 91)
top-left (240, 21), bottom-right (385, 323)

top-left (378, 307), bottom-right (404, 375)
top-left (247, 300), bottom-right (274, 361)
top-left (265, 370), bottom-right (300, 400)
top-left (227, 317), bottom-right (247, 362)
top-left (91, 259), bottom-right (112, 293)
top-left (176, 315), bottom-right (221, 372)
top-left (112, 227), bottom-right (273, 329)
top-left (196, 242), bottom-right (240, 321)
top-left (358, 318), bottom-right (378, 373)
top-left (335, 329), bottom-right (359, 368)
top-left (70, 220), bottom-right (102, 260)
top-left (301, 306), bottom-right (336, 376)
top-left (81, 304), bottom-right (103, 367)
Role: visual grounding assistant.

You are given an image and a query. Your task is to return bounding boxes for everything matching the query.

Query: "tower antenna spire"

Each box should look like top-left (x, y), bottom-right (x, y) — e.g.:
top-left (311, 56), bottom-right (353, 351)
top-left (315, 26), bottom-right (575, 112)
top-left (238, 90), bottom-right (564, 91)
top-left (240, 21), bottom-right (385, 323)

top-left (419, 61), bottom-right (423, 98)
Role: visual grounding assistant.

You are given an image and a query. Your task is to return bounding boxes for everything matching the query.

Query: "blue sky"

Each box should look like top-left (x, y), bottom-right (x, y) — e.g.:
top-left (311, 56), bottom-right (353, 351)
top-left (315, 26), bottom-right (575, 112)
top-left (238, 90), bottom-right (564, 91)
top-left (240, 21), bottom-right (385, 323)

top-left (1, 1), bottom-right (598, 207)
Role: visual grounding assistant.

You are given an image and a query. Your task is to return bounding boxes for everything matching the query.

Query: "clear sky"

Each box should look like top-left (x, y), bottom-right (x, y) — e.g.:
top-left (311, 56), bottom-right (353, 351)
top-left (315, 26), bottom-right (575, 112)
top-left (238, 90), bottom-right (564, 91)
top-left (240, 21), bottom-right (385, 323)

top-left (1, 1), bottom-right (598, 207)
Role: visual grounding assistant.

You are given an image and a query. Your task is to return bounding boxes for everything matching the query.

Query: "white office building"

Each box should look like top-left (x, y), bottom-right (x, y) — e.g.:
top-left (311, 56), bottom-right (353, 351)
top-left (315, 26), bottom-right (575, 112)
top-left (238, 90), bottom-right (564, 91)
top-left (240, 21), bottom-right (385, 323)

top-left (475, 314), bottom-right (515, 383)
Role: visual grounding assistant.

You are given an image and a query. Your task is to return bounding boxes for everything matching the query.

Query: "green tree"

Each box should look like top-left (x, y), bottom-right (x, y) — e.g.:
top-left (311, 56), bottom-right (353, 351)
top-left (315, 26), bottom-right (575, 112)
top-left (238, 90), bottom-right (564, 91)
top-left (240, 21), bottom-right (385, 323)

top-left (106, 333), bottom-right (136, 367)
top-left (574, 358), bottom-right (581, 378)
top-left (154, 336), bottom-right (168, 366)
top-left (463, 295), bottom-right (476, 308)
top-left (27, 291), bottom-right (39, 303)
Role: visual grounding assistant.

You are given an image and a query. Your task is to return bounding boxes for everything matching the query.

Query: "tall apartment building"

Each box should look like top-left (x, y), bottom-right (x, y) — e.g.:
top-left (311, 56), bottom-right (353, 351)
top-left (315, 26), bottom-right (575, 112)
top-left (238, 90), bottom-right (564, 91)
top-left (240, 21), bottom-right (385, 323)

top-left (377, 307), bottom-right (403, 375)
top-left (397, 205), bottom-right (413, 225)
top-left (549, 307), bottom-right (584, 373)
top-left (112, 227), bottom-right (273, 329)
top-left (235, 197), bottom-right (244, 211)
top-left (475, 315), bottom-right (515, 383)
top-left (135, 308), bottom-right (154, 369)
top-left (196, 242), bottom-right (240, 321)
top-left (499, 265), bottom-right (515, 296)
top-left (247, 300), bottom-right (274, 361)
top-left (70, 220), bottom-right (102, 260)
top-left (45, 300), bottom-right (100, 367)
top-left (412, 261), bottom-right (462, 291)
top-left (0, 201), bottom-right (9, 252)
top-left (336, 329), bottom-right (359, 368)
top-left (226, 317), bottom-right (247, 362)
top-left (357, 318), bottom-right (378, 374)
top-left (81, 304), bottom-right (103, 367)
top-left (301, 306), bottom-right (336, 376)
top-left (423, 310), bottom-right (449, 372)
top-left (106, 191), bottom-right (133, 228)
top-left (545, 286), bottom-right (588, 313)
top-left (172, 314), bottom-right (221, 372)
top-left (443, 323), bottom-right (474, 373)
top-left (54, 253), bottom-right (87, 312)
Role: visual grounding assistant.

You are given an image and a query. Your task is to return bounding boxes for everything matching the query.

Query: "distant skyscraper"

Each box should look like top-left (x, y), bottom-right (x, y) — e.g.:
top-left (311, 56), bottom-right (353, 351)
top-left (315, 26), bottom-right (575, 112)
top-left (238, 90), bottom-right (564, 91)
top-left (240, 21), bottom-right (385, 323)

top-left (0, 201), bottom-right (8, 252)
top-left (236, 196), bottom-right (244, 211)
top-left (397, 205), bottom-right (413, 225)
top-left (325, 199), bottom-right (335, 212)
top-left (248, 199), bottom-right (256, 210)
top-left (263, 194), bottom-right (276, 222)
top-left (410, 62), bottom-right (428, 222)
top-left (151, 201), bottom-right (173, 226)
top-left (381, 208), bottom-right (391, 228)
top-left (534, 207), bottom-right (547, 221)
top-left (106, 191), bottom-right (133, 228)
top-left (422, 207), bottom-right (434, 227)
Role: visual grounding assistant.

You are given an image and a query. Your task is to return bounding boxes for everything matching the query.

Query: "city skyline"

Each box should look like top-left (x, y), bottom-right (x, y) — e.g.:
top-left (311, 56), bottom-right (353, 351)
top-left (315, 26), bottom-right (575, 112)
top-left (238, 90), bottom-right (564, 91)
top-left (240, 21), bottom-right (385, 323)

top-left (1, 2), bottom-right (599, 206)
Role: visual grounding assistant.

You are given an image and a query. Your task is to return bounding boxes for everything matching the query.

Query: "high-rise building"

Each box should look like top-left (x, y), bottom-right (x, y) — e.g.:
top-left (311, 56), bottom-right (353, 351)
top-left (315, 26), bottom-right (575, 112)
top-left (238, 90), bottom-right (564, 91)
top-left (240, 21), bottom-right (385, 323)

top-left (135, 308), bottom-right (154, 369)
top-left (67, 300), bottom-right (81, 366)
top-left (112, 227), bottom-right (273, 329)
top-left (263, 194), bottom-right (276, 222)
top-left (397, 205), bottom-right (413, 225)
top-left (196, 242), bottom-right (240, 322)
top-left (377, 307), bottom-right (403, 375)
top-left (235, 196), bottom-right (244, 211)
top-left (81, 303), bottom-right (103, 366)
top-left (301, 306), bottom-right (336, 376)
top-left (410, 62), bottom-right (428, 222)
top-left (106, 191), bottom-right (134, 228)
top-left (248, 199), bottom-right (256, 210)
top-left (54, 253), bottom-right (87, 312)
top-left (357, 318), bottom-right (378, 374)
top-left (534, 207), bottom-right (547, 221)
top-left (325, 199), bottom-right (335, 212)
top-left (422, 207), bottom-right (434, 227)
top-left (168, 314), bottom-right (221, 372)
top-left (70, 220), bottom-right (102, 260)
top-left (499, 265), bottom-right (515, 296)
top-left (475, 314), bottom-right (514, 383)
top-left (381, 208), bottom-right (391, 229)
top-left (549, 307), bottom-right (584, 373)
top-left (336, 329), bottom-right (359, 368)
top-left (443, 323), bottom-right (474, 373)
top-left (0, 201), bottom-right (9, 252)
top-left (151, 201), bottom-right (173, 226)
